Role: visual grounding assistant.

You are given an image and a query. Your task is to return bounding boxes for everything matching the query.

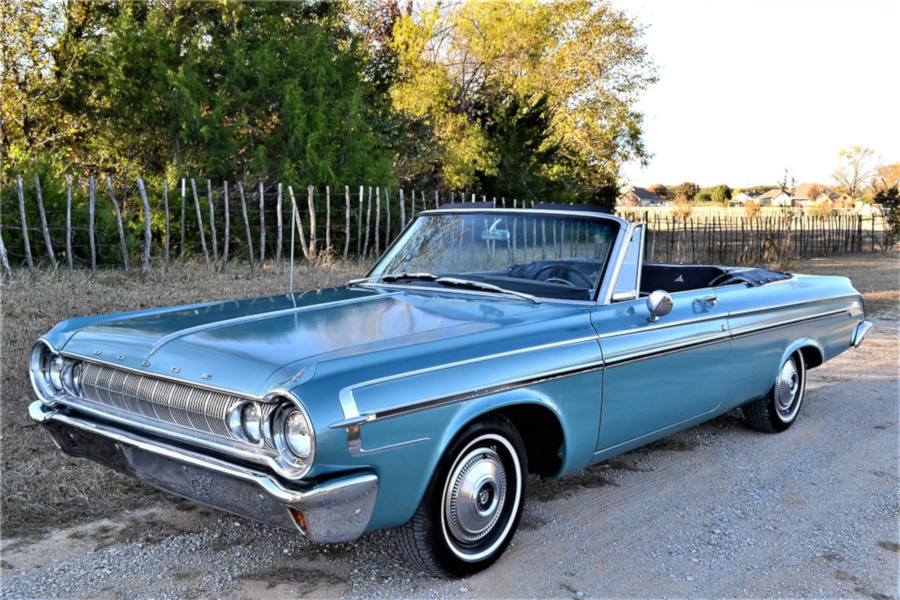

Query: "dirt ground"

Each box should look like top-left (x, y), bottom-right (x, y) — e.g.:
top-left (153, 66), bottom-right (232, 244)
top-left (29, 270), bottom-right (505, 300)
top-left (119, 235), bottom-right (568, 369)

top-left (1, 253), bottom-right (897, 598)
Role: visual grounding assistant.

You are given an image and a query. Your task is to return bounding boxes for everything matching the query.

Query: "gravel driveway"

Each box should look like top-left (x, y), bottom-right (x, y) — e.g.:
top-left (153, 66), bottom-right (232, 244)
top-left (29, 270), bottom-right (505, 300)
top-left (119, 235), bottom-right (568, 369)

top-left (2, 318), bottom-right (897, 600)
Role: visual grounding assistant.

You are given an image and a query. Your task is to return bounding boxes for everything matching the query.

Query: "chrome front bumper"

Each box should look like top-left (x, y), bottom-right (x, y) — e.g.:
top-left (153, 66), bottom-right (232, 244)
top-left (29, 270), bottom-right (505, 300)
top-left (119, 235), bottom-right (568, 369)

top-left (29, 401), bottom-right (378, 543)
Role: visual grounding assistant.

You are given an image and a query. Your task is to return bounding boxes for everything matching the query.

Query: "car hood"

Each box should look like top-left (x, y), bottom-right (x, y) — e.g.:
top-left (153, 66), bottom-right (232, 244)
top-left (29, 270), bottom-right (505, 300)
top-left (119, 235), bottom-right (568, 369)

top-left (54, 286), bottom-right (568, 395)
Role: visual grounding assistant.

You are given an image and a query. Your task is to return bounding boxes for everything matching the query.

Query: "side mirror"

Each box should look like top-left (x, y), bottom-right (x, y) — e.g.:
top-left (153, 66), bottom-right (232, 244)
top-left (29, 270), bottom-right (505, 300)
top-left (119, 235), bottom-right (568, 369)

top-left (646, 290), bottom-right (673, 322)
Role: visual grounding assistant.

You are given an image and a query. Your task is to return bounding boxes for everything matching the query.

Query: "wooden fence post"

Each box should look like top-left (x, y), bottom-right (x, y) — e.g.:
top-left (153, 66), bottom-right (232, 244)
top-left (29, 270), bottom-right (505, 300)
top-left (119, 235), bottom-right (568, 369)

top-left (163, 180), bottom-right (170, 268)
top-left (399, 188), bottom-right (406, 230)
top-left (0, 230), bottom-right (12, 280)
top-left (180, 179), bottom-right (186, 264)
top-left (276, 183), bottom-right (283, 264)
top-left (136, 178), bottom-right (152, 273)
top-left (363, 187), bottom-right (372, 258)
top-left (88, 176), bottom-right (96, 275)
top-left (237, 182), bottom-right (255, 266)
top-left (34, 174), bottom-right (58, 269)
top-left (190, 179), bottom-right (210, 265)
top-left (106, 176), bottom-right (131, 273)
top-left (208, 180), bottom-right (218, 265)
top-left (16, 175), bottom-right (34, 271)
top-left (384, 187), bottom-right (391, 246)
top-left (65, 175), bottom-right (73, 270)
top-left (325, 185), bottom-right (332, 254)
top-left (375, 187), bottom-right (381, 257)
top-left (287, 186), bottom-right (310, 261)
top-left (258, 181), bottom-right (266, 265)
top-left (871, 215), bottom-right (876, 252)
top-left (222, 181), bottom-right (231, 270)
top-left (344, 185), bottom-right (351, 260)
top-left (357, 186), bottom-right (364, 257)
top-left (307, 185), bottom-right (317, 259)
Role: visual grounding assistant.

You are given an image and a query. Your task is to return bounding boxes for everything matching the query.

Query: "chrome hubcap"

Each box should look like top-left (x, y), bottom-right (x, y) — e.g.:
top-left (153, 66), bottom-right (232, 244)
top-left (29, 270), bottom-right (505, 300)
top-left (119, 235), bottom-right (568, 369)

top-left (445, 446), bottom-right (506, 543)
top-left (774, 358), bottom-right (801, 420)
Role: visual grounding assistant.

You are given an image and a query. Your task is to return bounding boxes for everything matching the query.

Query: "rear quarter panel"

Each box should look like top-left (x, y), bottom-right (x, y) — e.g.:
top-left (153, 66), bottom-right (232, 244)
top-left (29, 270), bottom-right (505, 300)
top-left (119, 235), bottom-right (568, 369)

top-left (717, 275), bottom-right (863, 410)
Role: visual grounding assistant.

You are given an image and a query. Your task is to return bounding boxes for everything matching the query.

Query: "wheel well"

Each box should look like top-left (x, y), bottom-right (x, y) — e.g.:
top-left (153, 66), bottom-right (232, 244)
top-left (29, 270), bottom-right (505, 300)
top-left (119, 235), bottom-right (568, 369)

top-left (797, 346), bottom-right (823, 370)
top-left (494, 404), bottom-right (564, 477)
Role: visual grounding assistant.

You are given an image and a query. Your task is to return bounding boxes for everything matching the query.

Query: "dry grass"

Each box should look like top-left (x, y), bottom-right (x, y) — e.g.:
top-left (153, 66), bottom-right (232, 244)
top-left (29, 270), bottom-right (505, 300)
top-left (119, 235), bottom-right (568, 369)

top-left (1, 253), bottom-right (896, 538)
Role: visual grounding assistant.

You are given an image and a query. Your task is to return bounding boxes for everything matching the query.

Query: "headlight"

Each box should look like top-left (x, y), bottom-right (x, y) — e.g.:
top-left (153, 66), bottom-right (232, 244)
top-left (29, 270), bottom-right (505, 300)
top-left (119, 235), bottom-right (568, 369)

top-left (48, 356), bottom-right (65, 391)
top-left (284, 410), bottom-right (312, 458)
top-left (227, 401), bottom-right (263, 445)
top-left (269, 400), bottom-right (315, 477)
top-left (30, 342), bottom-right (83, 403)
top-left (242, 403), bottom-right (262, 444)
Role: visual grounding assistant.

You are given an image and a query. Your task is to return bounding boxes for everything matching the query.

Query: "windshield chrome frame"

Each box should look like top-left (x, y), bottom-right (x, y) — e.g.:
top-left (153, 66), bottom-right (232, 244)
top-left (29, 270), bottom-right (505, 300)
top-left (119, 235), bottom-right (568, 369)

top-left (367, 208), bottom-right (628, 305)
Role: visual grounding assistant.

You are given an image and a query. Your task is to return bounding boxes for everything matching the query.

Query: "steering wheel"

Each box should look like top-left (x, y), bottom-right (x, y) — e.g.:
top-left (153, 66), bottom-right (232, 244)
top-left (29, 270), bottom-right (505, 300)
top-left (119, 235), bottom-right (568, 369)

top-left (534, 264), bottom-right (593, 287)
top-left (545, 277), bottom-right (576, 287)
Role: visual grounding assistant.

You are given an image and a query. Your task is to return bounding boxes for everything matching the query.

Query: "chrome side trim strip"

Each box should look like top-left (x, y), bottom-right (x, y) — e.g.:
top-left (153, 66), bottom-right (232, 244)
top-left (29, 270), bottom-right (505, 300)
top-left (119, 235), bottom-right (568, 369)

top-left (334, 335), bottom-right (601, 423)
top-left (345, 425), bottom-right (429, 456)
top-left (604, 334), bottom-right (731, 368)
top-left (338, 360), bottom-right (607, 431)
top-left (729, 308), bottom-right (850, 339)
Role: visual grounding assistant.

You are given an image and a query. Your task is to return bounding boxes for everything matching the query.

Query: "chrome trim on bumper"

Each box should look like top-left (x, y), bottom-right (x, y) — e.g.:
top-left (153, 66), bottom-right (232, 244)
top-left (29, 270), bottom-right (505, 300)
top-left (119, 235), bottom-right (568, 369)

top-left (851, 321), bottom-right (873, 347)
top-left (29, 401), bottom-right (377, 543)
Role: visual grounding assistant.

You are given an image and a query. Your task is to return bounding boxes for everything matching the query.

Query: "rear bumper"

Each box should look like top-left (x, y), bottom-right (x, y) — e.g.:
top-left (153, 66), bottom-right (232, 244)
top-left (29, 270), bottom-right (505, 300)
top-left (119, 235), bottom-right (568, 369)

top-left (851, 321), bottom-right (873, 347)
top-left (29, 401), bottom-right (378, 543)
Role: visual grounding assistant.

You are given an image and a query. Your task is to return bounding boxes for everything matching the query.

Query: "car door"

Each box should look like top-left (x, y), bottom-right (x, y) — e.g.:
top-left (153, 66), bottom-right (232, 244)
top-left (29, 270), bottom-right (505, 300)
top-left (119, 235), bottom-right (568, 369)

top-left (590, 225), bottom-right (732, 452)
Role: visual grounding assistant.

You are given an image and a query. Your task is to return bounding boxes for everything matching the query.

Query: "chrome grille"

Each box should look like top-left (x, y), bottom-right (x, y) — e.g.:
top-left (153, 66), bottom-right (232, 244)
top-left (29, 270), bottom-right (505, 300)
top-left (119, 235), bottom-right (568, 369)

top-left (80, 362), bottom-right (240, 440)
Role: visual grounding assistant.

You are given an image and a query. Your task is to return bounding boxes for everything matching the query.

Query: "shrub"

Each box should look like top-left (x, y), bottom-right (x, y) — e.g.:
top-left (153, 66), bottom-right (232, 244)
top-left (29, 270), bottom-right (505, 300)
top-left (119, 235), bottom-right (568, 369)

top-left (669, 201), bottom-right (693, 219)
top-left (743, 201), bottom-right (761, 218)
top-left (807, 198), bottom-right (835, 220)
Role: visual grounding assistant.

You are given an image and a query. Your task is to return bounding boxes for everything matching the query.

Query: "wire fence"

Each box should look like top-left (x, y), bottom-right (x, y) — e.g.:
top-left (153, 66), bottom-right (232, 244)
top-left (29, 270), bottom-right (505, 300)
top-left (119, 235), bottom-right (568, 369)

top-left (0, 175), bottom-right (892, 279)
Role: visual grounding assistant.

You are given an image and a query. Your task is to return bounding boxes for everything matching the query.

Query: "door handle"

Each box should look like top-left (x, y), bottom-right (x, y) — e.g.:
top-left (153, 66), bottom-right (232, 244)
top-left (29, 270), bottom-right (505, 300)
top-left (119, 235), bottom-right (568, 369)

top-left (695, 295), bottom-right (719, 308)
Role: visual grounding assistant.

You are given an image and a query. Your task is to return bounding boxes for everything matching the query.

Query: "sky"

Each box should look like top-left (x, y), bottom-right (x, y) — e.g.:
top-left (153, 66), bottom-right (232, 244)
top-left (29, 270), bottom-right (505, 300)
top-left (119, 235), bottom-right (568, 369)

top-left (616, 0), bottom-right (899, 190)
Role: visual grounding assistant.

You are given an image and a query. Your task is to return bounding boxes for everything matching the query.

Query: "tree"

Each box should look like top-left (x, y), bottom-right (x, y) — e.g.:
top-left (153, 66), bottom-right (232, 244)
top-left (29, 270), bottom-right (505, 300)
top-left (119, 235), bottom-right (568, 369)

top-left (673, 182), bottom-right (699, 203)
top-left (0, 0), bottom-right (81, 183)
top-left (388, 0), bottom-right (656, 196)
top-left (648, 184), bottom-right (668, 199)
top-left (474, 93), bottom-right (562, 202)
top-left (875, 162), bottom-right (900, 191)
top-left (18, 1), bottom-right (398, 192)
top-left (710, 184), bottom-right (731, 205)
top-left (832, 146), bottom-right (878, 199)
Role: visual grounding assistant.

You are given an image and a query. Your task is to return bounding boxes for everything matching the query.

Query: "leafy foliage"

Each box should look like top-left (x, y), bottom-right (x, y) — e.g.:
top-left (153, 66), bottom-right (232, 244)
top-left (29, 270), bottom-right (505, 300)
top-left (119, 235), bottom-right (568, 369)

top-left (3, 0), bottom-right (657, 215)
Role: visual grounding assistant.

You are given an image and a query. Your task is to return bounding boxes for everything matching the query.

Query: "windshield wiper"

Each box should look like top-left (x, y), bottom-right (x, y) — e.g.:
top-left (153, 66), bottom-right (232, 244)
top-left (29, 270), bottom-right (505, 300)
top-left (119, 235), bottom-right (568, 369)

top-left (349, 272), bottom-right (438, 286)
top-left (435, 277), bottom-right (541, 304)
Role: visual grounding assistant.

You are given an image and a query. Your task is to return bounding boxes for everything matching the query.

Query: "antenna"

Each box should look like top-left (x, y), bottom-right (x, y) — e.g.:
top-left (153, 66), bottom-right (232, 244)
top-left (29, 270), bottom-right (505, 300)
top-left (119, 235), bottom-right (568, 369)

top-left (290, 186), bottom-right (296, 296)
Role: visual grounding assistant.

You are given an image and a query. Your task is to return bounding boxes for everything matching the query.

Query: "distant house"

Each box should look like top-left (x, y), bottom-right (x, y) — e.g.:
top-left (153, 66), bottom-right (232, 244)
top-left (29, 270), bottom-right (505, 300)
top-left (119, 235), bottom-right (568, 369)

top-left (731, 191), bottom-right (761, 205)
top-left (756, 189), bottom-right (784, 207)
top-left (617, 187), bottom-right (665, 207)
top-left (791, 183), bottom-right (839, 207)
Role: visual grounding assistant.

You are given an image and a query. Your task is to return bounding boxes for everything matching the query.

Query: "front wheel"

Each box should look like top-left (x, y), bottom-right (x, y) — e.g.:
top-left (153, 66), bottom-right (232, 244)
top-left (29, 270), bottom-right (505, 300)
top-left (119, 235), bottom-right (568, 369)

top-left (395, 415), bottom-right (527, 577)
top-left (743, 352), bottom-right (806, 433)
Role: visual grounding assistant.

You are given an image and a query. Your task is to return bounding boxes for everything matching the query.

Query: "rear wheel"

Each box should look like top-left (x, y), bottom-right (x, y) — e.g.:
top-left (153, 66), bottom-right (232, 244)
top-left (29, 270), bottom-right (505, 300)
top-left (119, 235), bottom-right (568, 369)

top-left (743, 352), bottom-right (806, 433)
top-left (395, 415), bottom-right (527, 577)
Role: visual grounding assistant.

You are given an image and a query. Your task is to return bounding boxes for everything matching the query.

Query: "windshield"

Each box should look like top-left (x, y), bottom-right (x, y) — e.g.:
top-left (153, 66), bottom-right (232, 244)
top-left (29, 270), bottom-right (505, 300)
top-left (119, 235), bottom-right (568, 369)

top-left (369, 212), bottom-right (619, 301)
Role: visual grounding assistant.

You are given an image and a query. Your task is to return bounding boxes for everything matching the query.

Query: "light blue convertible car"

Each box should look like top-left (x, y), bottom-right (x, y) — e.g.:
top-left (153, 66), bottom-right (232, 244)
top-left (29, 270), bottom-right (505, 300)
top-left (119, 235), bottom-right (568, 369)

top-left (29, 204), bottom-right (871, 576)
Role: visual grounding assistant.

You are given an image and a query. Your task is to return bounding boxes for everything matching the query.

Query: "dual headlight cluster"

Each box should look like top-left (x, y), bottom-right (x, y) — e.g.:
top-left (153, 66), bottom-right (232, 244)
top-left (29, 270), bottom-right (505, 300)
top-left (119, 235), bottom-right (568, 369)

top-left (228, 398), bottom-right (315, 476)
top-left (31, 343), bottom-right (83, 402)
